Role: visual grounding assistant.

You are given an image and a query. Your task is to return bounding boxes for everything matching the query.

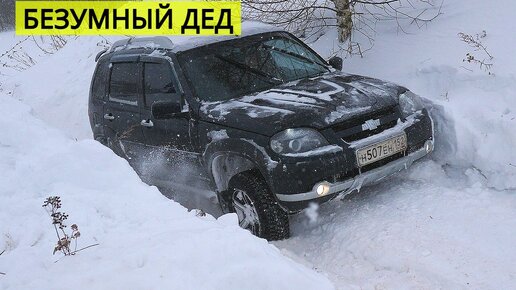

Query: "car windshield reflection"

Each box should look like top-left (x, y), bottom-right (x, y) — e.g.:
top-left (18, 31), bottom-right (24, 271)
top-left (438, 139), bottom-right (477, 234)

top-left (178, 33), bottom-right (330, 102)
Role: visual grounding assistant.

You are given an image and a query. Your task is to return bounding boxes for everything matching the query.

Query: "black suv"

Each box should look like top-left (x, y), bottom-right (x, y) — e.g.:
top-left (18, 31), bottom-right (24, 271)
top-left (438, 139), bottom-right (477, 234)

top-left (89, 26), bottom-right (434, 240)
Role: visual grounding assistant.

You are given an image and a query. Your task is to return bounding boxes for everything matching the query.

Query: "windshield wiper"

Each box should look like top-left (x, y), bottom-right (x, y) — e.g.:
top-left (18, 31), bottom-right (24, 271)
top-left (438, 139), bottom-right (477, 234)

top-left (262, 44), bottom-right (330, 72)
top-left (214, 55), bottom-right (283, 85)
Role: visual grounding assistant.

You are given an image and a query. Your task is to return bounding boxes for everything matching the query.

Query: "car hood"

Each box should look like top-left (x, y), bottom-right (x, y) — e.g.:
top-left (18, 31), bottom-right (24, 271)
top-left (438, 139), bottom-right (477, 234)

top-left (199, 73), bottom-right (406, 136)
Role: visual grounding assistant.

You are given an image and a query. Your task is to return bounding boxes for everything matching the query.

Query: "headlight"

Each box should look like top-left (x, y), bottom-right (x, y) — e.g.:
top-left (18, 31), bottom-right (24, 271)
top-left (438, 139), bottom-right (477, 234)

top-left (270, 128), bottom-right (328, 154)
top-left (399, 91), bottom-right (424, 117)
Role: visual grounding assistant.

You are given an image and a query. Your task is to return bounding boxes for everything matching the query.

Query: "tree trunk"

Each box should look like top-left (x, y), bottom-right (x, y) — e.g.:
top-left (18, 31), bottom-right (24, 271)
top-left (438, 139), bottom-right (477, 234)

top-left (332, 0), bottom-right (353, 42)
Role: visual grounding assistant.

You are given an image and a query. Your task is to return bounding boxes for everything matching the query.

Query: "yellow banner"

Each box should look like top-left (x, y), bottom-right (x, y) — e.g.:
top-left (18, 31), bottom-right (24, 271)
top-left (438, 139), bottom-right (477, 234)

top-left (16, 1), bottom-right (241, 35)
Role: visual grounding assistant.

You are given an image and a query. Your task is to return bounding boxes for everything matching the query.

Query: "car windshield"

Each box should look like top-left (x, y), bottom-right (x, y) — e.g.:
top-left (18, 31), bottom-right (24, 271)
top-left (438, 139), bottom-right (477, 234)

top-left (177, 33), bottom-right (330, 102)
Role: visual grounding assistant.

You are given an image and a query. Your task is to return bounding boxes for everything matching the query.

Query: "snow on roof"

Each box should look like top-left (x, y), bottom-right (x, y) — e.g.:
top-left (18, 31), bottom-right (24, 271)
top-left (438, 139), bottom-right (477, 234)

top-left (109, 21), bottom-right (281, 53)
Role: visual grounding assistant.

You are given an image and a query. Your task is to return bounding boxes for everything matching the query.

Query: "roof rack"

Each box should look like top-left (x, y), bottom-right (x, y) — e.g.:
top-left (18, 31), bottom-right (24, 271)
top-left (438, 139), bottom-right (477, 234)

top-left (109, 36), bottom-right (174, 53)
top-left (95, 48), bottom-right (108, 62)
top-left (94, 36), bottom-right (175, 62)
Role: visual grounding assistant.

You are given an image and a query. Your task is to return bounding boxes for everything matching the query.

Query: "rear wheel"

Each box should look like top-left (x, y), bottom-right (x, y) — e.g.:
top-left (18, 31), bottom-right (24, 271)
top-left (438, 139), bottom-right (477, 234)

top-left (228, 171), bottom-right (290, 241)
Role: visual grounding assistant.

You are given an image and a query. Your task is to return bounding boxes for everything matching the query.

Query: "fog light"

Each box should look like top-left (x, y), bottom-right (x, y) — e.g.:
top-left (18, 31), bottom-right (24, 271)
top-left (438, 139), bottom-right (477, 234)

top-left (424, 140), bottom-right (434, 153)
top-left (315, 182), bottom-right (331, 196)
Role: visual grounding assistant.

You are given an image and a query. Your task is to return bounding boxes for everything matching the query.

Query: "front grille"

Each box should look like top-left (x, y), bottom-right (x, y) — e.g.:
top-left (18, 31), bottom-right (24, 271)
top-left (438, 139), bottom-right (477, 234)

top-left (332, 105), bottom-right (401, 143)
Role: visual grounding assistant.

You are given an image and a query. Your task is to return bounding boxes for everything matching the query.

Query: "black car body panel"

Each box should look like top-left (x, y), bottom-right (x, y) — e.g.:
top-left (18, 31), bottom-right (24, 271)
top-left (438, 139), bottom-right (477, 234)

top-left (198, 73), bottom-right (406, 136)
top-left (88, 30), bottom-right (434, 215)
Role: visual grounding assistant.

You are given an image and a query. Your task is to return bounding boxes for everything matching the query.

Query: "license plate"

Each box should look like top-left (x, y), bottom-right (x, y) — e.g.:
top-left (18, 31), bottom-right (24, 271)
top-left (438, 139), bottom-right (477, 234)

top-left (356, 134), bottom-right (407, 167)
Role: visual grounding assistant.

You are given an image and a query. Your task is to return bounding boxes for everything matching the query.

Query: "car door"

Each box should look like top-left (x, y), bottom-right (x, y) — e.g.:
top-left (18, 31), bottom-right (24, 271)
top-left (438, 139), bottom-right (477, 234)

top-left (89, 57), bottom-right (110, 142)
top-left (103, 55), bottom-right (146, 157)
top-left (139, 57), bottom-right (207, 185)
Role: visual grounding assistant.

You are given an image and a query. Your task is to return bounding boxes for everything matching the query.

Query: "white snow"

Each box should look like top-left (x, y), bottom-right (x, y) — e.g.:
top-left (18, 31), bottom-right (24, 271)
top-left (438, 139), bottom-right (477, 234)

top-left (242, 139), bottom-right (279, 171)
top-left (148, 49), bottom-right (173, 62)
top-left (311, 0), bottom-right (516, 190)
top-left (325, 105), bottom-right (372, 124)
top-left (2, 0), bottom-right (516, 289)
top-left (207, 129), bottom-right (229, 141)
top-left (283, 145), bottom-right (343, 158)
top-left (275, 0), bottom-right (516, 289)
top-left (303, 203), bottom-right (319, 224)
top-left (276, 162), bottom-right (516, 289)
top-left (201, 99), bottom-right (294, 121)
top-left (243, 91), bottom-right (320, 106)
top-left (0, 35), bottom-right (332, 290)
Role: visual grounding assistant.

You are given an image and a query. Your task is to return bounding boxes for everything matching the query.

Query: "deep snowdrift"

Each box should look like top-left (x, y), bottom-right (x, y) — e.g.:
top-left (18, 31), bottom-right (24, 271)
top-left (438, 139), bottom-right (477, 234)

top-left (0, 38), bottom-right (333, 290)
top-left (312, 0), bottom-right (516, 190)
top-left (1, 0), bottom-right (515, 289)
top-left (275, 0), bottom-right (516, 288)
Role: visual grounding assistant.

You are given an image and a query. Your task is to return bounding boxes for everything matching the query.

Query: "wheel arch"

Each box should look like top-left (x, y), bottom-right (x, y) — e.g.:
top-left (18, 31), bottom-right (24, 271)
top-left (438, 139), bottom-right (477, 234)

top-left (203, 139), bottom-right (278, 194)
top-left (210, 153), bottom-right (256, 193)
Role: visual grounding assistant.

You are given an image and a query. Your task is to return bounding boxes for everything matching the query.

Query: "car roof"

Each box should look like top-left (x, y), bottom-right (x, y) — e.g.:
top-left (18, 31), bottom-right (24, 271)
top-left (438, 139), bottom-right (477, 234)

top-left (108, 21), bottom-right (281, 55)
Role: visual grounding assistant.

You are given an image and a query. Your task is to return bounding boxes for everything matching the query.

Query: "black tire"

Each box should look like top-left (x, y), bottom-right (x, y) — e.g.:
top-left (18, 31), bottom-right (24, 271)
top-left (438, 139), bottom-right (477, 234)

top-left (228, 171), bottom-right (290, 241)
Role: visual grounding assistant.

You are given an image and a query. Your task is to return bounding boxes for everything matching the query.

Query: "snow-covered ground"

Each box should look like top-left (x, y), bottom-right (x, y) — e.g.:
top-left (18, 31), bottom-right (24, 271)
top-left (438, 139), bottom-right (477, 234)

top-left (0, 38), bottom-right (332, 290)
top-left (1, 0), bottom-right (516, 289)
top-left (278, 0), bottom-right (516, 288)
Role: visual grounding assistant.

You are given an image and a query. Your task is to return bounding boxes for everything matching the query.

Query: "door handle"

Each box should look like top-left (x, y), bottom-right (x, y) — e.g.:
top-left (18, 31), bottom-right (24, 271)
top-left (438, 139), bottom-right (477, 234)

top-left (140, 119), bottom-right (154, 128)
top-left (104, 113), bottom-right (115, 121)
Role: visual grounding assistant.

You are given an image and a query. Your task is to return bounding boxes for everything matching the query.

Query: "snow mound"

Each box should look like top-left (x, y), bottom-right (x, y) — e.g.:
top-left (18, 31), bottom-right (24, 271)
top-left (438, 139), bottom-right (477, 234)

top-left (274, 0), bottom-right (516, 288)
top-left (0, 45), bottom-right (333, 290)
top-left (311, 0), bottom-right (516, 190)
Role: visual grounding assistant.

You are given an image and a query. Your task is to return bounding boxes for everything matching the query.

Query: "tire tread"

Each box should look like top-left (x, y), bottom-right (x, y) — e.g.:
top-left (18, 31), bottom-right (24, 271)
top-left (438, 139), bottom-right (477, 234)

top-left (230, 171), bottom-right (290, 241)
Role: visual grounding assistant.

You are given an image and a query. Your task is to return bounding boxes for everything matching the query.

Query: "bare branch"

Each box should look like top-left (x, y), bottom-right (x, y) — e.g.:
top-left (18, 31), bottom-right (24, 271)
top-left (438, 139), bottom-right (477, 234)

top-left (243, 0), bottom-right (444, 57)
top-left (0, 250), bottom-right (4, 275)
top-left (458, 31), bottom-right (493, 59)
top-left (43, 196), bottom-right (97, 257)
top-left (459, 31), bottom-right (495, 75)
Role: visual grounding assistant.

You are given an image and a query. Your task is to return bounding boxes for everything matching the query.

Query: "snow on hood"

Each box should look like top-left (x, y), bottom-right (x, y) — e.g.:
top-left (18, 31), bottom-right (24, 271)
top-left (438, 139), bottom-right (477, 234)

top-left (199, 73), bottom-right (405, 136)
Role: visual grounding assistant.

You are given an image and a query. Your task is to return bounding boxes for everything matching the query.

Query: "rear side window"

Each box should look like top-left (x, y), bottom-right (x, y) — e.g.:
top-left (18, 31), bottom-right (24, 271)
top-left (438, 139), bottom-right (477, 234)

top-left (144, 62), bottom-right (180, 107)
top-left (92, 59), bottom-right (109, 99)
top-left (109, 62), bottom-right (139, 105)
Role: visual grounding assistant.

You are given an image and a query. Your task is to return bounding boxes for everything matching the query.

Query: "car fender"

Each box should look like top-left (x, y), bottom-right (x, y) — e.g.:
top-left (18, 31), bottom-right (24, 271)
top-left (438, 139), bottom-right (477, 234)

top-left (203, 139), bottom-right (278, 193)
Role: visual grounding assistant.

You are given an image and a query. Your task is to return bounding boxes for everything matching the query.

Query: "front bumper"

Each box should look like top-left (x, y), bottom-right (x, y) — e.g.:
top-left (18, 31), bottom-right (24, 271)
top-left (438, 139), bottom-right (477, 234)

top-left (276, 139), bottom-right (433, 204)
top-left (270, 110), bottom-right (434, 212)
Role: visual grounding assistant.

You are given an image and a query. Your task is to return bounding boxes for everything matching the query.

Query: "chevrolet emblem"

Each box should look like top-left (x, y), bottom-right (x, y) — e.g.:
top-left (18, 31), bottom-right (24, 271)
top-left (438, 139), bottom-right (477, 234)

top-left (362, 118), bottom-right (381, 131)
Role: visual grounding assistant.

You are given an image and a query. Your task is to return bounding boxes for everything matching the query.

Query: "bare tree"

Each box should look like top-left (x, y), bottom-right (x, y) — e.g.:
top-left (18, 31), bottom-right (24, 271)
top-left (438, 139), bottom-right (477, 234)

top-left (333, 0), bottom-right (353, 42)
top-left (1, 36), bottom-right (68, 72)
top-left (243, 0), bottom-right (443, 55)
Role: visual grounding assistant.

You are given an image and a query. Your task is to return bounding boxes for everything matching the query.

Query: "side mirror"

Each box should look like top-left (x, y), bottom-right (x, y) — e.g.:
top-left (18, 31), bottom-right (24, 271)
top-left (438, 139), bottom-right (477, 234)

top-left (328, 56), bottom-right (343, 71)
top-left (151, 101), bottom-right (182, 119)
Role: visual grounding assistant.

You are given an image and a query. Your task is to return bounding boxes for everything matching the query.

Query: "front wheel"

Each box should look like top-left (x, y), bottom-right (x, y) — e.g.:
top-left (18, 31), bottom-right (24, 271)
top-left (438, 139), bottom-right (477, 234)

top-left (228, 172), bottom-right (290, 241)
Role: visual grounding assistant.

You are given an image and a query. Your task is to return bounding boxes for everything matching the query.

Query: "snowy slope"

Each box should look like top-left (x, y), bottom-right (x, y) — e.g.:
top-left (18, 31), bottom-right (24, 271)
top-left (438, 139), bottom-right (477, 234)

top-left (0, 38), bottom-right (333, 289)
top-left (1, 36), bottom-right (112, 140)
top-left (311, 0), bottom-right (516, 190)
top-left (275, 0), bottom-right (516, 289)
top-left (1, 0), bottom-right (516, 289)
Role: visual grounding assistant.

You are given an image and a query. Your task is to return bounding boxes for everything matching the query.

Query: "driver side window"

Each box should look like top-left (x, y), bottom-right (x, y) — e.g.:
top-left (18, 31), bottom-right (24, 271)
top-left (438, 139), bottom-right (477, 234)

top-left (143, 62), bottom-right (180, 108)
